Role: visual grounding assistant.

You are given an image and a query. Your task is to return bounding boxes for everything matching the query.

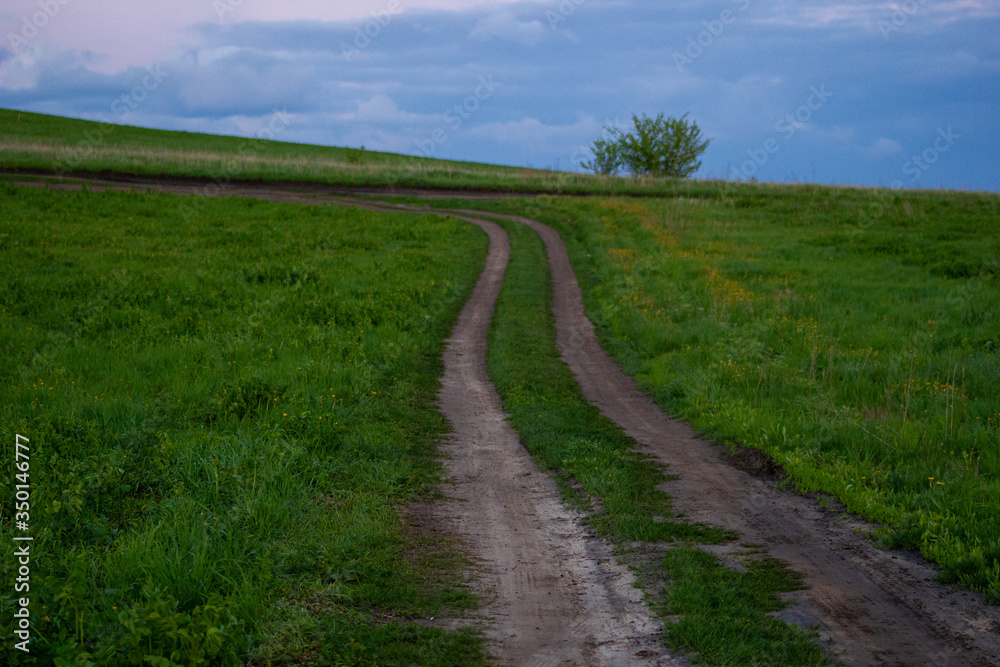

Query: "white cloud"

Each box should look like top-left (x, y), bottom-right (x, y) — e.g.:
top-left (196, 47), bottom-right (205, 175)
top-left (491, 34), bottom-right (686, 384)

top-left (318, 93), bottom-right (434, 127)
top-left (195, 46), bottom-right (245, 67)
top-left (470, 12), bottom-right (546, 46)
top-left (0, 42), bottom-right (69, 91)
top-left (0, 46), bottom-right (41, 90)
top-left (354, 93), bottom-right (428, 123)
top-left (754, 0), bottom-right (1000, 32)
top-left (862, 136), bottom-right (903, 157)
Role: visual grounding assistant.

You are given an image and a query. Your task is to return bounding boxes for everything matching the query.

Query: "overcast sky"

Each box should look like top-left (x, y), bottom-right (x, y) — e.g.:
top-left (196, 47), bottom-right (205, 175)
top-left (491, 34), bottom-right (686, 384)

top-left (2, 0), bottom-right (998, 191)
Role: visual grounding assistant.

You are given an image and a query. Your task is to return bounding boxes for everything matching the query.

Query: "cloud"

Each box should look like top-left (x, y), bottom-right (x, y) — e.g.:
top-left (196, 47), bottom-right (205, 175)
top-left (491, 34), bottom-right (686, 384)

top-left (1, 1), bottom-right (999, 190)
top-left (470, 115), bottom-right (599, 146)
top-left (172, 47), bottom-right (321, 116)
top-left (751, 0), bottom-right (1000, 32)
top-left (352, 93), bottom-right (430, 124)
top-left (470, 11), bottom-right (545, 46)
top-left (0, 44), bottom-right (43, 90)
top-left (861, 136), bottom-right (904, 157)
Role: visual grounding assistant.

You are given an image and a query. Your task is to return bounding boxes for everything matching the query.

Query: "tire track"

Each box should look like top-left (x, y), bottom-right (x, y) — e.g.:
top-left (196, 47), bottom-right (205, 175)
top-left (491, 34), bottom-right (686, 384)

top-left (23, 175), bottom-right (1000, 665)
top-left (13, 179), bottom-right (675, 666)
top-left (453, 207), bottom-right (1000, 667)
top-left (332, 201), bottom-right (677, 666)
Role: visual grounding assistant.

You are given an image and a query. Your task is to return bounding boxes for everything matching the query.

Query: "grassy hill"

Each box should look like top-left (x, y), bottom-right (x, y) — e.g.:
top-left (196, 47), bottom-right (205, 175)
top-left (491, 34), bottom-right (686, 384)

top-left (3, 108), bottom-right (999, 665)
top-left (1, 107), bottom-right (728, 197)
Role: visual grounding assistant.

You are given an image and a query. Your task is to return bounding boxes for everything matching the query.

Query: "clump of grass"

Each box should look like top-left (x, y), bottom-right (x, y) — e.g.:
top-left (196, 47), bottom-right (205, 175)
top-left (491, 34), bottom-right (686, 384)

top-left (660, 547), bottom-right (828, 666)
top-left (344, 145), bottom-right (367, 164)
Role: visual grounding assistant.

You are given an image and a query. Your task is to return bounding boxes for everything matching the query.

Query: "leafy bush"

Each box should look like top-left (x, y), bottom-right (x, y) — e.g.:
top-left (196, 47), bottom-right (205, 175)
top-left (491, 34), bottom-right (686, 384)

top-left (582, 113), bottom-right (710, 179)
top-left (579, 137), bottom-right (621, 176)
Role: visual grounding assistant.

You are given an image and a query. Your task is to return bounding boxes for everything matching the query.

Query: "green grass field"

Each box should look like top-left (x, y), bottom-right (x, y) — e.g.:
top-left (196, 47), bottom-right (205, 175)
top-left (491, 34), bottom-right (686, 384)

top-left (473, 189), bottom-right (1000, 602)
top-left (3, 109), bottom-right (1000, 664)
top-left (0, 183), bottom-right (489, 665)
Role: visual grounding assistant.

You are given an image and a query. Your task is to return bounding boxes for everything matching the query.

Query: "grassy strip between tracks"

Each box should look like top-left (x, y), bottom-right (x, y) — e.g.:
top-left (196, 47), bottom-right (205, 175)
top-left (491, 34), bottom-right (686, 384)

top-left (485, 216), bottom-right (830, 665)
top-left (0, 182), bottom-right (490, 666)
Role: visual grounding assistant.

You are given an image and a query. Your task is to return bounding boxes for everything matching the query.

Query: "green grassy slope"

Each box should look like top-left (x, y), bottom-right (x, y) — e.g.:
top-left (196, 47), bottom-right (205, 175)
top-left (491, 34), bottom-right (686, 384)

top-left (4, 107), bottom-right (1000, 666)
top-left (0, 183), bottom-right (490, 665)
top-left (479, 190), bottom-right (1000, 603)
top-left (3, 107), bottom-right (730, 196)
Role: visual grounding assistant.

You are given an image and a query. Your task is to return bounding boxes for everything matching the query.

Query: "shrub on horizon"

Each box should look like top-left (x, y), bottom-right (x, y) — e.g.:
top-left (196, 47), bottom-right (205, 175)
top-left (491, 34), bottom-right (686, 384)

top-left (582, 113), bottom-right (711, 179)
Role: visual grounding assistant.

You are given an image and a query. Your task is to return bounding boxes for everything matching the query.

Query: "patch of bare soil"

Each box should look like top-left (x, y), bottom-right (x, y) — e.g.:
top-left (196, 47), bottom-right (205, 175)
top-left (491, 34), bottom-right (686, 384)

top-left (720, 445), bottom-right (787, 483)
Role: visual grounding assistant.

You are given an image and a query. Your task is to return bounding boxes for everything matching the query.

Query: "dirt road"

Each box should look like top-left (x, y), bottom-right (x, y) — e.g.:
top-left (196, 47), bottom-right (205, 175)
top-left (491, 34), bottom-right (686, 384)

top-left (450, 208), bottom-right (1000, 667)
top-left (352, 202), bottom-right (675, 666)
top-left (14, 176), bottom-right (1000, 665)
top-left (13, 178), bottom-right (674, 666)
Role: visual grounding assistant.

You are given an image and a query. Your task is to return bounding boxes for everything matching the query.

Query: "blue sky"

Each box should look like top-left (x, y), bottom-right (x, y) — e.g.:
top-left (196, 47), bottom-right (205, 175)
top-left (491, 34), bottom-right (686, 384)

top-left (2, 0), bottom-right (998, 191)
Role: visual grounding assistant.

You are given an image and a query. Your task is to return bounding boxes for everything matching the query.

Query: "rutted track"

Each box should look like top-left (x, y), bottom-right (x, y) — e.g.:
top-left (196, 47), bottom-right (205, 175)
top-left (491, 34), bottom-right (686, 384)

top-left (342, 201), bottom-right (673, 666)
top-left (13, 178), bottom-right (673, 666)
top-left (15, 176), bottom-right (1000, 665)
top-left (441, 207), bottom-right (1000, 667)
